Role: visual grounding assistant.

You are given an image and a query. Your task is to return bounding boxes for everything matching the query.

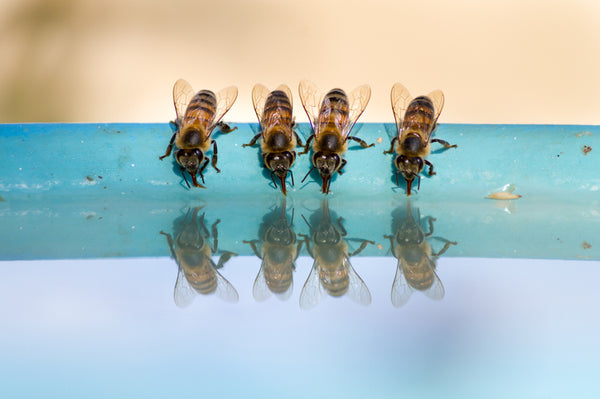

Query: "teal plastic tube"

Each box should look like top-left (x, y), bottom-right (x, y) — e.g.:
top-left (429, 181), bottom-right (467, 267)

top-left (0, 123), bottom-right (598, 260)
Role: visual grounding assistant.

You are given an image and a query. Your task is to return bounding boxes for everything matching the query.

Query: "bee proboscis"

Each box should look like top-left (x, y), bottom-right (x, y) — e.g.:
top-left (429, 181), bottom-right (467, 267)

top-left (298, 80), bottom-right (373, 194)
top-left (385, 83), bottom-right (457, 195)
top-left (160, 79), bottom-right (238, 188)
top-left (243, 84), bottom-right (304, 195)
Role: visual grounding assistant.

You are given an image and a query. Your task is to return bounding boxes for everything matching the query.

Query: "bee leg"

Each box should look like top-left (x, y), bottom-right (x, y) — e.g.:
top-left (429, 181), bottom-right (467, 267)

top-left (338, 159), bottom-right (347, 174)
top-left (431, 138), bottom-right (457, 149)
top-left (216, 251), bottom-right (238, 269)
top-left (159, 132), bottom-right (177, 160)
top-left (299, 135), bottom-right (314, 155)
top-left (336, 217), bottom-right (348, 236)
top-left (211, 219), bottom-right (221, 253)
top-left (431, 239), bottom-right (458, 257)
top-left (383, 137), bottom-right (398, 154)
top-left (425, 160), bottom-right (436, 176)
top-left (159, 231), bottom-right (177, 259)
top-left (210, 140), bottom-right (221, 173)
top-left (198, 158), bottom-right (210, 185)
top-left (243, 240), bottom-right (262, 258)
top-left (348, 136), bottom-right (374, 148)
top-left (424, 216), bottom-right (437, 237)
top-left (383, 235), bottom-right (397, 257)
top-left (242, 133), bottom-right (261, 147)
top-left (349, 239), bottom-right (375, 256)
top-left (298, 233), bottom-right (313, 257)
top-left (293, 130), bottom-right (305, 148)
top-left (216, 121), bottom-right (237, 134)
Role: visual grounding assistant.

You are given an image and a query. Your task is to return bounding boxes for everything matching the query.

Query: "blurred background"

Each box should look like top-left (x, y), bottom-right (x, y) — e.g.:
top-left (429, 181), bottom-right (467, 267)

top-left (1, 0), bottom-right (599, 124)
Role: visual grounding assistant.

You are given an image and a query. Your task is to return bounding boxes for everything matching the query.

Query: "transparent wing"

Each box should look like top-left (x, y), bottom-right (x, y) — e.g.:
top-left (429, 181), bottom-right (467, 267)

top-left (391, 261), bottom-right (413, 308)
top-left (345, 257), bottom-right (372, 306)
top-left (426, 89), bottom-right (445, 125)
top-left (299, 262), bottom-right (324, 310)
top-left (173, 265), bottom-right (196, 308)
top-left (423, 262), bottom-right (445, 301)
top-left (214, 268), bottom-right (239, 303)
top-left (275, 278), bottom-right (293, 302)
top-left (173, 79), bottom-right (195, 128)
top-left (209, 85), bottom-right (239, 131)
top-left (251, 83), bottom-right (270, 127)
top-left (390, 83), bottom-right (412, 134)
top-left (343, 84), bottom-right (371, 137)
top-left (298, 80), bottom-right (322, 134)
top-left (252, 263), bottom-right (272, 302)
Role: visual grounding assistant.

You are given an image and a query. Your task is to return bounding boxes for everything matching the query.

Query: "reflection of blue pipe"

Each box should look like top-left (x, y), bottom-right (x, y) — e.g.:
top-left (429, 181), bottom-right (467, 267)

top-left (0, 123), bottom-right (598, 260)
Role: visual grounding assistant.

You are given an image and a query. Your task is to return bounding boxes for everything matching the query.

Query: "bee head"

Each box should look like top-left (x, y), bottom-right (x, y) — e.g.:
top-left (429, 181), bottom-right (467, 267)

top-left (176, 149), bottom-right (205, 188)
top-left (313, 152), bottom-right (341, 194)
top-left (265, 152), bottom-right (295, 195)
top-left (395, 155), bottom-right (424, 195)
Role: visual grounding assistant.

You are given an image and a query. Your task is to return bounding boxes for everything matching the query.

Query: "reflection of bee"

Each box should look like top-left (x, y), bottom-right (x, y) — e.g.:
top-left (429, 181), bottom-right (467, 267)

top-left (299, 200), bottom-right (373, 309)
top-left (385, 202), bottom-right (457, 307)
top-left (243, 84), bottom-right (304, 195)
top-left (160, 79), bottom-right (238, 188)
top-left (244, 199), bottom-right (302, 301)
top-left (385, 83), bottom-right (457, 195)
top-left (160, 208), bottom-right (238, 307)
top-left (298, 80), bottom-right (373, 193)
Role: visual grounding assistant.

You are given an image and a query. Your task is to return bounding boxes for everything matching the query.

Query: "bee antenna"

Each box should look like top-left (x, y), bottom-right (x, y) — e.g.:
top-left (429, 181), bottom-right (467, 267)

top-left (302, 167), bottom-right (315, 183)
top-left (301, 214), bottom-right (312, 230)
top-left (181, 168), bottom-right (191, 188)
top-left (270, 171), bottom-right (278, 188)
top-left (417, 175), bottom-right (421, 191)
top-left (289, 170), bottom-right (295, 186)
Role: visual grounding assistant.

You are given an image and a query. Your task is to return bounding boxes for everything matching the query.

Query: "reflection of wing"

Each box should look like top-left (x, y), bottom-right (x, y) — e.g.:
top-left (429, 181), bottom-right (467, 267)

top-left (344, 84), bottom-right (371, 137)
top-left (252, 264), bottom-right (271, 302)
top-left (214, 268), bottom-right (239, 303)
top-left (209, 86), bottom-right (238, 132)
top-left (174, 265), bottom-right (196, 308)
top-left (299, 262), bottom-right (323, 310)
top-left (390, 83), bottom-right (412, 134)
top-left (422, 263), bottom-right (445, 301)
top-left (391, 262), bottom-right (413, 308)
top-left (173, 79), bottom-right (195, 128)
top-left (345, 257), bottom-right (371, 306)
top-left (251, 83), bottom-right (270, 127)
top-left (426, 90), bottom-right (445, 125)
top-left (298, 80), bottom-right (321, 134)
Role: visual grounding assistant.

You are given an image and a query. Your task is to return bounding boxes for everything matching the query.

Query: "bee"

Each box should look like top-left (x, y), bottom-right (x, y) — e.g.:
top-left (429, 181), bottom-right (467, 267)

top-left (244, 199), bottom-right (302, 301)
top-left (384, 202), bottom-right (456, 307)
top-left (243, 84), bottom-right (304, 195)
top-left (299, 200), bottom-right (373, 309)
top-left (298, 80), bottom-right (373, 194)
top-left (385, 83), bottom-right (457, 195)
top-left (160, 79), bottom-right (238, 188)
top-left (160, 208), bottom-right (238, 307)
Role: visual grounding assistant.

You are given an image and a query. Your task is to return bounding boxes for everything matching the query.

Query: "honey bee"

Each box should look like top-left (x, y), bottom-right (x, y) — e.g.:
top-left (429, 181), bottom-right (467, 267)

top-left (160, 208), bottom-right (238, 307)
top-left (385, 202), bottom-right (457, 307)
top-left (243, 84), bottom-right (304, 195)
top-left (244, 199), bottom-right (302, 301)
top-left (299, 200), bottom-right (373, 309)
top-left (298, 80), bottom-right (373, 194)
top-left (385, 83), bottom-right (457, 195)
top-left (160, 79), bottom-right (238, 188)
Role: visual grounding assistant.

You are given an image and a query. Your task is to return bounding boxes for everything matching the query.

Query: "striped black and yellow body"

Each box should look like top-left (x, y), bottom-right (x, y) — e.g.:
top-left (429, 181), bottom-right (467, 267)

top-left (245, 84), bottom-right (302, 195)
top-left (388, 83), bottom-right (456, 195)
top-left (298, 81), bottom-right (372, 194)
top-left (160, 79), bottom-right (238, 189)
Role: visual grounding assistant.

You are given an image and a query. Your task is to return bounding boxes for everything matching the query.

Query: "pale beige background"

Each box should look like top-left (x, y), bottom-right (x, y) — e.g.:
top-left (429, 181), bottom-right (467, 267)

top-left (1, 0), bottom-right (599, 124)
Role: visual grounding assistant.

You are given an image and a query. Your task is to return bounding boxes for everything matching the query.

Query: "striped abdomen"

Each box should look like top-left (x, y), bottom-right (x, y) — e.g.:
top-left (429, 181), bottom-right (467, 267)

top-left (182, 90), bottom-right (217, 132)
top-left (317, 89), bottom-right (349, 136)
top-left (262, 90), bottom-right (294, 128)
top-left (183, 260), bottom-right (218, 295)
top-left (401, 96), bottom-right (436, 140)
top-left (402, 261), bottom-right (435, 291)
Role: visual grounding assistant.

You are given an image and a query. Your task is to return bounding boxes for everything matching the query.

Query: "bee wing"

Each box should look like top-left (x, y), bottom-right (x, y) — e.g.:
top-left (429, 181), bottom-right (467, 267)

top-left (345, 257), bottom-right (372, 306)
top-left (343, 84), bottom-right (371, 137)
top-left (390, 83), bottom-right (412, 134)
top-left (252, 263), bottom-right (272, 302)
top-left (276, 278), bottom-right (294, 302)
top-left (426, 89), bottom-right (445, 125)
top-left (423, 260), bottom-right (445, 301)
top-left (214, 268), bottom-right (239, 303)
top-left (208, 85), bottom-right (239, 132)
top-left (251, 83), bottom-right (271, 128)
top-left (298, 80), bottom-right (322, 134)
top-left (173, 79), bottom-right (195, 128)
top-left (275, 84), bottom-right (293, 110)
top-left (299, 261), bottom-right (324, 310)
top-left (173, 265), bottom-right (197, 308)
top-left (391, 261), bottom-right (413, 308)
